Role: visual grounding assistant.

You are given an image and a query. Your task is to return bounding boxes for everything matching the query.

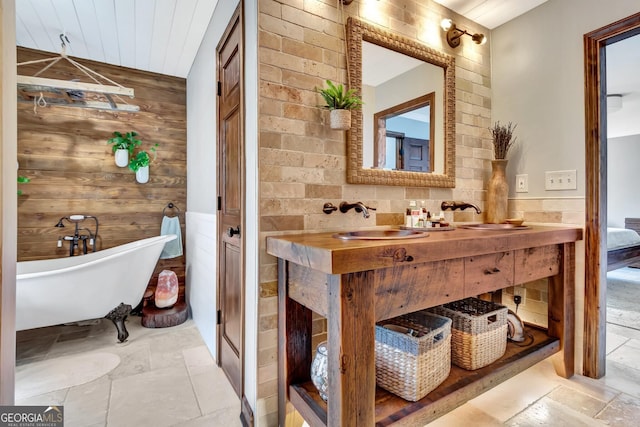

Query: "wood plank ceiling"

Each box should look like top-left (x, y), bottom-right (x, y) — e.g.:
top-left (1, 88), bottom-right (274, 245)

top-left (15, 0), bottom-right (639, 138)
top-left (15, 0), bottom-right (218, 79)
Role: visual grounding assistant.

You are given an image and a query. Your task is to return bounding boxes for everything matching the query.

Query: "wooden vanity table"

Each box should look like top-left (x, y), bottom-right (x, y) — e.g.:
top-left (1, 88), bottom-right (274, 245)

top-left (267, 225), bottom-right (582, 426)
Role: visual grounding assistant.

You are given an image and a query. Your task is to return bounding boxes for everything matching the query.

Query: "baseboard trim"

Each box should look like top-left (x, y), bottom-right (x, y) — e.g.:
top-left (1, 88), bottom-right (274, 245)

top-left (240, 395), bottom-right (254, 427)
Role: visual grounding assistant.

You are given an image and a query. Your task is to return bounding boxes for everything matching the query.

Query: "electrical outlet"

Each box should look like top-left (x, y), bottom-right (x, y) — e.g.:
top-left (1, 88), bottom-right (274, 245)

top-left (515, 174), bottom-right (528, 193)
top-left (545, 170), bottom-right (577, 191)
top-left (513, 286), bottom-right (525, 304)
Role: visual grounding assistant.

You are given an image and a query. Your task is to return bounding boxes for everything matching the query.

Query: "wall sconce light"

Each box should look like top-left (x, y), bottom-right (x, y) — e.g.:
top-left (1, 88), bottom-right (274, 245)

top-left (441, 19), bottom-right (487, 48)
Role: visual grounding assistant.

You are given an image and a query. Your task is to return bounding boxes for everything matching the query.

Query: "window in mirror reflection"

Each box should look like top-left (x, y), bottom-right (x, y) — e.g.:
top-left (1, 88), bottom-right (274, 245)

top-left (362, 41), bottom-right (444, 174)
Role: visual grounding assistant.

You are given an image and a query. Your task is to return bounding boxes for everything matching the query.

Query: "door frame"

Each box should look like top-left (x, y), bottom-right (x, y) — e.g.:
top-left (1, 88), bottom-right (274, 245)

top-left (583, 12), bottom-right (640, 378)
top-left (0, 0), bottom-right (18, 404)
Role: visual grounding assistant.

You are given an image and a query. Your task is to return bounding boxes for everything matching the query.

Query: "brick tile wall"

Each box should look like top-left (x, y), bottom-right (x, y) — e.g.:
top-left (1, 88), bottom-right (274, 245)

top-left (257, 0), bottom-right (491, 424)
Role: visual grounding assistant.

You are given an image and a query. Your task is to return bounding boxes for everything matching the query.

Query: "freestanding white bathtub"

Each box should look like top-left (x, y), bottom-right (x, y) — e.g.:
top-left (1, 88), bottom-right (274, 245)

top-left (16, 234), bottom-right (177, 341)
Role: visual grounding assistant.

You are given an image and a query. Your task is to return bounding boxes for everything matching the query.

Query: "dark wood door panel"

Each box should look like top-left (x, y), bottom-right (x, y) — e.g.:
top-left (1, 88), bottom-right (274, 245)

top-left (220, 240), bottom-right (242, 395)
top-left (221, 110), bottom-right (241, 217)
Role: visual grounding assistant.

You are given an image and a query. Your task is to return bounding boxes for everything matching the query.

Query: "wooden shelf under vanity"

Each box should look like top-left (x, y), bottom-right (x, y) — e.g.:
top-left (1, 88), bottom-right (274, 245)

top-left (267, 225), bottom-right (583, 427)
top-left (290, 326), bottom-right (556, 427)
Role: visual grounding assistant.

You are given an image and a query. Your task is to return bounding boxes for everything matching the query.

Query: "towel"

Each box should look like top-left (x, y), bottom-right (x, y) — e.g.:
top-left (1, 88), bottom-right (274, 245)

top-left (160, 215), bottom-right (183, 259)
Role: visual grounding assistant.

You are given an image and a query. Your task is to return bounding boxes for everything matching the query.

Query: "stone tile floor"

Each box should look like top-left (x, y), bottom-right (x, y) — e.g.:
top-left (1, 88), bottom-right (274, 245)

top-left (15, 318), bottom-right (241, 427)
top-left (16, 316), bottom-right (640, 426)
top-left (430, 322), bottom-right (640, 426)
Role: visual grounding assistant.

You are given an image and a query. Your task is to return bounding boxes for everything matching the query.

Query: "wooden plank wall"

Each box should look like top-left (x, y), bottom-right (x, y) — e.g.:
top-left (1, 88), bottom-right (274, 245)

top-left (16, 47), bottom-right (187, 292)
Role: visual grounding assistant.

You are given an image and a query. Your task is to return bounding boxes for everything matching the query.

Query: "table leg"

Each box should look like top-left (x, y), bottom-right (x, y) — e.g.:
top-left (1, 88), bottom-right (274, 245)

top-left (278, 259), bottom-right (313, 426)
top-left (326, 271), bottom-right (376, 427)
top-left (548, 242), bottom-right (575, 378)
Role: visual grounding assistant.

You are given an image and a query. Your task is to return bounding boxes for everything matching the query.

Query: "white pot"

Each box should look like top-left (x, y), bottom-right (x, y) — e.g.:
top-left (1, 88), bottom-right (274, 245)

top-left (136, 165), bottom-right (149, 184)
top-left (330, 109), bottom-right (351, 131)
top-left (114, 149), bottom-right (129, 167)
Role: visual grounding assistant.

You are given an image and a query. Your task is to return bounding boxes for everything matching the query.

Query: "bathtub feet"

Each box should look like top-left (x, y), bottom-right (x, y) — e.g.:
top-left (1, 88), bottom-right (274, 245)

top-left (105, 303), bottom-right (132, 342)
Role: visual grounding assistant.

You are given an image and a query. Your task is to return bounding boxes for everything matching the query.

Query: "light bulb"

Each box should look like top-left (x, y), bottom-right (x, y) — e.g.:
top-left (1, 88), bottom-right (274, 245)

top-left (472, 33), bottom-right (487, 45)
top-left (441, 19), bottom-right (453, 31)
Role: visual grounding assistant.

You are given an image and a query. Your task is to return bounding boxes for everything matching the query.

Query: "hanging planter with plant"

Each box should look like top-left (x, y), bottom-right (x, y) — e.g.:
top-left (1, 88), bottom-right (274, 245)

top-left (318, 79), bottom-right (363, 130)
top-left (107, 131), bottom-right (142, 167)
top-left (129, 143), bottom-right (159, 184)
top-left (17, 175), bottom-right (30, 196)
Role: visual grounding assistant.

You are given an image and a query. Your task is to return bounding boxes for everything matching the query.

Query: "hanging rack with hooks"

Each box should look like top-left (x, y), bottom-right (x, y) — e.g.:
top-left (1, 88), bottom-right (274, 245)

top-left (17, 34), bottom-right (139, 112)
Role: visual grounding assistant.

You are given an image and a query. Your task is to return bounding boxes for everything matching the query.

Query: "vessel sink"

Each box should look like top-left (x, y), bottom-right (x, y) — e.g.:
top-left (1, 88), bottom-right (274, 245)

top-left (333, 229), bottom-right (429, 240)
top-left (459, 223), bottom-right (529, 231)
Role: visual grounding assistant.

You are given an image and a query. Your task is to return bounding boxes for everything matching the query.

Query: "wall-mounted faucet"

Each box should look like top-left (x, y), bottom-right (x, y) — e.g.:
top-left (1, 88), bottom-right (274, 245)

top-left (440, 201), bottom-right (481, 214)
top-left (55, 214), bottom-right (99, 256)
top-left (339, 201), bottom-right (376, 219)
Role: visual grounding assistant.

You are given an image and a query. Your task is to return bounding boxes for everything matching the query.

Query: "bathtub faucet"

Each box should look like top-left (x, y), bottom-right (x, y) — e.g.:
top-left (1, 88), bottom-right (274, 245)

top-left (55, 215), bottom-right (99, 255)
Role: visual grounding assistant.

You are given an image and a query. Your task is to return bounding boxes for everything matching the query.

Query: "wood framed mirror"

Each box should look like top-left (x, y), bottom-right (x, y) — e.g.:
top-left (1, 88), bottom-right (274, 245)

top-left (346, 17), bottom-right (456, 187)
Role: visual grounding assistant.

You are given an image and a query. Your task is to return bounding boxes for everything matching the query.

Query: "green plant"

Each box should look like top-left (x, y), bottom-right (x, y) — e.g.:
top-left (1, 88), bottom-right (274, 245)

top-left (107, 131), bottom-right (142, 154)
top-left (128, 143), bottom-right (159, 172)
top-left (317, 79), bottom-right (363, 110)
top-left (489, 121), bottom-right (517, 159)
top-left (17, 175), bottom-right (30, 196)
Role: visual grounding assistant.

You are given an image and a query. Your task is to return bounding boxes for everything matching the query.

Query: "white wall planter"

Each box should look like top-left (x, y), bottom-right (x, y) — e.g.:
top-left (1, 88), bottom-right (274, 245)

top-left (114, 149), bottom-right (129, 167)
top-left (136, 165), bottom-right (149, 184)
top-left (330, 109), bottom-right (351, 130)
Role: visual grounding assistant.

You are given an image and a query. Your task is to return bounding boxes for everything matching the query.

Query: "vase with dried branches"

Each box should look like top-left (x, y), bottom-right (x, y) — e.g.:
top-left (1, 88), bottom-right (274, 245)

top-left (486, 122), bottom-right (517, 223)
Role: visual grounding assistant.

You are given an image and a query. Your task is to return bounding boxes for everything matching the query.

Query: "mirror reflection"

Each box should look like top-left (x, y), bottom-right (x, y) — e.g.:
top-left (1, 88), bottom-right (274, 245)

top-left (362, 41), bottom-right (443, 174)
top-left (346, 17), bottom-right (456, 188)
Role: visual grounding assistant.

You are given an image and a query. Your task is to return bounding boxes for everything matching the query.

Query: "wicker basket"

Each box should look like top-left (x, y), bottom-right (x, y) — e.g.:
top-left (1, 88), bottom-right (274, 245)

top-left (428, 297), bottom-right (508, 370)
top-left (375, 311), bottom-right (451, 401)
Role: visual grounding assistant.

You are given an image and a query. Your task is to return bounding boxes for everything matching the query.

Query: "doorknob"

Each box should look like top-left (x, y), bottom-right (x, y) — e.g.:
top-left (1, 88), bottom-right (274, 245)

top-left (227, 226), bottom-right (240, 237)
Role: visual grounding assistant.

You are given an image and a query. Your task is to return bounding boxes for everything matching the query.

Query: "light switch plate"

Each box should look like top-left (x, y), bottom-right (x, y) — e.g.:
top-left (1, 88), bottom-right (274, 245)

top-left (545, 170), bottom-right (577, 190)
top-left (515, 174), bottom-right (528, 193)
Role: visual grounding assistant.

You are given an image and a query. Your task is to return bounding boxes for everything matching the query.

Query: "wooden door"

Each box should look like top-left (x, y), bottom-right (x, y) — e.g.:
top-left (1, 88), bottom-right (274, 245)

top-left (402, 137), bottom-right (430, 172)
top-left (217, 6), bottom-right (244, 398)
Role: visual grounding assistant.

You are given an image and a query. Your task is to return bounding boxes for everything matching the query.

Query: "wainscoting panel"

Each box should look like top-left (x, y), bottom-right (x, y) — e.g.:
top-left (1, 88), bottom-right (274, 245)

top-left (186, 211), bottom-right (217, 357)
